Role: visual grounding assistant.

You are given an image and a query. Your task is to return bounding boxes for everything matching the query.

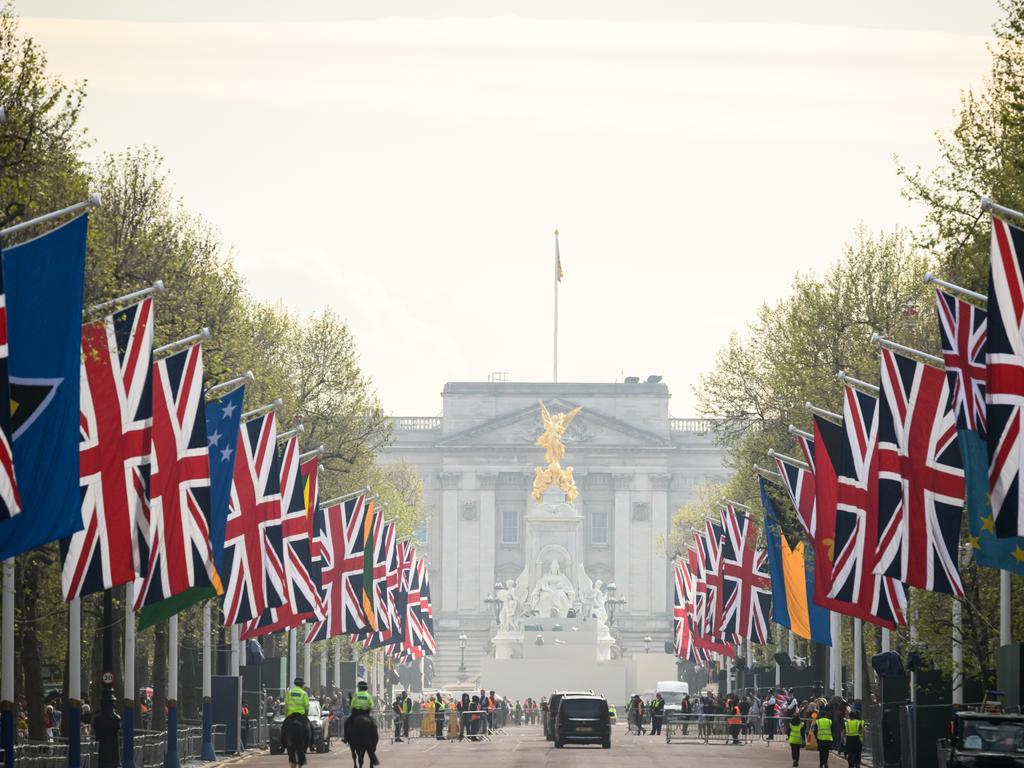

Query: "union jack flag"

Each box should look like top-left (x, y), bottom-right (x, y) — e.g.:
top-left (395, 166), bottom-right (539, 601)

top-left (364, 520), bottom-right (398, 648)
top-left (299, 457), bottom-right (324, 616)
top-left (279, 437), bottom-right (320, 617)
top-left (987, 215), bottom-right (1024, 537)
top-left (0, 264), bottom-right (20, 521)
top-left (830, 385), bottom-right (906, 628)
top-left (937, 290), bottom-right (987, 434)
top-left (719, 504), bottom-right (771, 644)
top-left (776, 454), bottom-right (816, 540)
top-left (317, 495), bottom-right (371, 637)
top-left (402, 556), bottom-right (435, 659)
top-left (876, 349), bottom-right (964, 595)
top-left (221, 412), bottom-right (283, 625)
top-left (688, 543), bottom-right (735, 660)
top-left (62, 299), bottom-right (154, 601)
top-left (134, 343), bottom-right (216, 611)
top-left (673, 562), bottom-right (697, 662)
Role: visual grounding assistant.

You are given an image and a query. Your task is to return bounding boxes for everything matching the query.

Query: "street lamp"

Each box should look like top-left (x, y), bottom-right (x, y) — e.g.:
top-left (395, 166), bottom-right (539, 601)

top-left (457, 634), bottom-right (468, 682)
top-left (644, 635), bottom-right (652, 654)
top-left (484, 582), bottom-right (503, 623)
top-left (605, 583), bottom-right (626, 628)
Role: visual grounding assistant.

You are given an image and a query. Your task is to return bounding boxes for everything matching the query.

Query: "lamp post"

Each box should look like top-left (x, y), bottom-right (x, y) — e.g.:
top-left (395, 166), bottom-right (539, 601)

top-left (605, 583), bottom-right (627, 628)
top-left (644, 635), bottom-right (652, 654)
top-left (457, 634), bottom-right (468, 682)
top-left (484, 582), bottom-right (503, 623)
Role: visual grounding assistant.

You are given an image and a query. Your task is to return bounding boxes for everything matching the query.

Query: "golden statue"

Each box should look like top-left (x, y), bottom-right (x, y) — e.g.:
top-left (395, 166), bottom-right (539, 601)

top-left (532, 401), bottom-right (582, 502)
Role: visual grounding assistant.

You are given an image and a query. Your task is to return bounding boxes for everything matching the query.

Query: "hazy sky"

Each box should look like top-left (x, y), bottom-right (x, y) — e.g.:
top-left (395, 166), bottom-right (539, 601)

top-left (17, 1), bottom-right (998, 418)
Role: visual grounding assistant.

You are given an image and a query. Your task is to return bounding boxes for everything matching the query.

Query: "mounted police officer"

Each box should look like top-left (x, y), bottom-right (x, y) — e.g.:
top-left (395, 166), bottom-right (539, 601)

top-left (286, 677), bottom-right (310, 718)
top-left (344, 681), bottom-right (374, 744)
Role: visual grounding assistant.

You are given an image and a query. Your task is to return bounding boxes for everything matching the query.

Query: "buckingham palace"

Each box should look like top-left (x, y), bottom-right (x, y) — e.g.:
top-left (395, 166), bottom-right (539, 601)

top-left (379, 379), bottom-right (728, 683)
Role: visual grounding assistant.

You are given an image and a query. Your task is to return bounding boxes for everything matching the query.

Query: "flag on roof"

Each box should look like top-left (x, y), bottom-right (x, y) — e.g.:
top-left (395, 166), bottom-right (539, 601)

top-left (62, 298), bottom-right (153, 601)
top-left (0, 214), bottom-right (87, 559)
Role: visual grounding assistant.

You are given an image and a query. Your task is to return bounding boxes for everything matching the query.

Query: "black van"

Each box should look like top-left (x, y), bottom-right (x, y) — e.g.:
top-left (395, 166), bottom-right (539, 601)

top-left (554, 694), bottom-right (611, 749)
top-left (545, 691), bottom-right (592, 741)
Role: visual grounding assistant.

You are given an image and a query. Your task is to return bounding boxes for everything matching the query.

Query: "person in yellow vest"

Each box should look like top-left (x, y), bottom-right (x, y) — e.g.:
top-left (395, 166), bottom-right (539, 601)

top-left (787, 713), bottom-right (806, 767)
top-left (844, 708), bottom-right (865, 767)
top-left (285, 677), bottom-right (310, 716)
top-left (813, 710), bottom-right (833, 768)
top-left (344, 681), bottom-right (374, 744)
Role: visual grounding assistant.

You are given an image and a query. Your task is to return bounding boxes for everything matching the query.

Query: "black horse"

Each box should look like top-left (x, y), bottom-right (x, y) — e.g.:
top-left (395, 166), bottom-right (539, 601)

top-left (281, 712), bottom-right (312, 768)
top-left (347, 714), bottom-right (380, 768)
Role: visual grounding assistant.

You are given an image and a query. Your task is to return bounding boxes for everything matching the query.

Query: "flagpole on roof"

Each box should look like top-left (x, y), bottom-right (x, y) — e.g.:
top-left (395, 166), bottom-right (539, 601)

top-left (837, 370), bottom-right (879, 396)
top-left (870, 333), bottom-right (944, 369)
top-left (153, 327), bottom-right (210, 358)
top-left (90, 280), bottom-right (165, 316)
top-left (804, 401), bottom-right (842, 424)
top-left (767, 448), bottom-right (809, 471)
top-left (206, 371), bottom-right (254, 401)
top-left (0, 193), bottom-right (101, 239)
top-left (924, 272), bottom-right (987, 306)
top-left (241, 398), bottom-right (283, 422)
top-left (981, 195), bottom-right (1024, 224)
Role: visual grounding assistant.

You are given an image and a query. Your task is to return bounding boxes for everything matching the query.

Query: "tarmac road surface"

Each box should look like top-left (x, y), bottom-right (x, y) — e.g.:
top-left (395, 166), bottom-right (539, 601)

top-left (235, 723), bottom-right (850, 768)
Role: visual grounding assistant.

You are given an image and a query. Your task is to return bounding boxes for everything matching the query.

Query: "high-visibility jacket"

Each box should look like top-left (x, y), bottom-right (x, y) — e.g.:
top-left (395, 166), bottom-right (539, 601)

top-left (728, 706), bottom-right (742, 726)
top-left (789, 723), bottom-right (804, 745)
top-left (285, 686), bottom-right (309, 715)
top-left (845, 718), bottom-right (864, 738)
top-left (350, 690), bottom-right (374, 712)
top-left (815, 717), bottom-right (833, 742)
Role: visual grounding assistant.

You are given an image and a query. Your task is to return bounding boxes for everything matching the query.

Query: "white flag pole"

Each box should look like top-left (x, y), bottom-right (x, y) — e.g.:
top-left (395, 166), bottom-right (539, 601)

top-left (853, 619), bottom-right (863, 702)
top-left (68, 597), bottom-right (82, 768)
top-left (1, 560), bottom-right (14, 764)
top-left (123, 582), bottom-right (137, 768)
top-left (334, 640), bottom-right (342, 694)
top-left (0, 193), bottom-right (101, 238)
top-left (288, 629), bottom-right (297, 684)
top-left (1001, 570), bottom-right (1012, 646)
top-left (303, 627), bottom-right (312, 691)
top-left (166, 614), bottom-right (180, 768)
top-left (201, 603), bottom-right (215, 760)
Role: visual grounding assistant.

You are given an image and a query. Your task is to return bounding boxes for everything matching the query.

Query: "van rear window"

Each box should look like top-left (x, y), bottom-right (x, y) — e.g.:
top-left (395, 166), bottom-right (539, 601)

top-left (560, 698), bottom-right (606, 719)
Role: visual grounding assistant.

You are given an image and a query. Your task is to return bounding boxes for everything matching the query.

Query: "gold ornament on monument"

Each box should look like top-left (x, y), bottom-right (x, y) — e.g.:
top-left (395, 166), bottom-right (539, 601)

top-left (531, 401), bottom-right (582, 502)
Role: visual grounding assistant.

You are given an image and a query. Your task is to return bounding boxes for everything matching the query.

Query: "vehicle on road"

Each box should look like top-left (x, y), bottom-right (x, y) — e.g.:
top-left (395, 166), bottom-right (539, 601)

top-left (655, 680), bottom-right (690, 720)
top-left (937, 710), bottom-right (1024, 767)
top-left (545, 691), bottom-right (594, 741)
top-left (269, 700), bottom-right (332, 754)
top-left (554, 694), bottom-right (611, 749)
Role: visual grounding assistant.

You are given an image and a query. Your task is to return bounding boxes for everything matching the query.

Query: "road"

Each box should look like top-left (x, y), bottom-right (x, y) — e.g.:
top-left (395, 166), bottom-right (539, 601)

top-left (236, 723), bottom-right (851, 768)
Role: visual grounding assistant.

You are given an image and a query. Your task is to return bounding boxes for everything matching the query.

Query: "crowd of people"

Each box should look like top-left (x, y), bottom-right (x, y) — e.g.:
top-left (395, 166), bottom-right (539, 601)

top-left (619, 687), bottom-right (865, 767)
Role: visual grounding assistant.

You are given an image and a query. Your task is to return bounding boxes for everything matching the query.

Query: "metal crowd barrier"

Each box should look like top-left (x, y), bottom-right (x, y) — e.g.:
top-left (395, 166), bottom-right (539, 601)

top-left (664, 713), bottom-right (752, 745)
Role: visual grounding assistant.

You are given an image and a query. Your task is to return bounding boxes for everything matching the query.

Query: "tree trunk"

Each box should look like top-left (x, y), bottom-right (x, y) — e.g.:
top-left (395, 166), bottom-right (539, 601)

top-left (152, 621), bottom-right (167, 731)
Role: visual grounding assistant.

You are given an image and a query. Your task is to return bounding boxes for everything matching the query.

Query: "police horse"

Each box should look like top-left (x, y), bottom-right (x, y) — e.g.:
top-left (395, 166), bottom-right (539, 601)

top-left (281, 712), bottom-right (312, 768)
top-left (347, 713), bottom-right (380, 768)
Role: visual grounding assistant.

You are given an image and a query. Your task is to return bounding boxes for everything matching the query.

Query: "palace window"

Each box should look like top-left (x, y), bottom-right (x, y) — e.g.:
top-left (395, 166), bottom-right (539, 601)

top-left (500, 504), bottom-right (520, 545)
top-left (590, 503), bottom-right (610, 545)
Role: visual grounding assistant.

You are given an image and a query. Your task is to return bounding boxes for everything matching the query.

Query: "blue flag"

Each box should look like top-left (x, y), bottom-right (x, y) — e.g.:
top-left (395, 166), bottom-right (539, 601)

top-left (961, 428), bottom-right (1024, 574)
top-left (0, 214), bottom-right (87, 558)
top-left (206, 385), bottom-right (244, 573)
top-left (760, 479), bottom-right (831, 646)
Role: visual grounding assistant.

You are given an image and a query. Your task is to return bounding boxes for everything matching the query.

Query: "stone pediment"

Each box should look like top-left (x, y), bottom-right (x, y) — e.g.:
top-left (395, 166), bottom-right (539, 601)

top-left (436, 398), bottom-right (670, 449)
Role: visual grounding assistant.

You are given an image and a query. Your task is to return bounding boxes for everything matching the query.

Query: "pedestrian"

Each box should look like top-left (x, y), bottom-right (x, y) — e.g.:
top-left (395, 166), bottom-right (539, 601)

top-left (434, 693), bottom-right (446, 741)
top-left (392, 694), bottom-right (404, 742)
top-left (844, 708), bottom-right (864, 767)
top-left (812, 707), bottom-right (833, 768)
top-left (514, 700), bottom-right (523, 726)
top-left (764, 691), bottom-right (778, 741)
top-left (649, 693), bottom-right (664, 736)
top-left (727, 697), bottom-right (742, 744)
top-left (401, 690), bottom-right (412, 739)
top-left (787, 712), bottom-right (806, 767)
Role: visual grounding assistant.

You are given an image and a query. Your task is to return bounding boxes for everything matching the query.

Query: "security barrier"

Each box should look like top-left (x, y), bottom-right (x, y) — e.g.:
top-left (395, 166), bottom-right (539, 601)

top-left (664, 713), bottom-right (751, 745)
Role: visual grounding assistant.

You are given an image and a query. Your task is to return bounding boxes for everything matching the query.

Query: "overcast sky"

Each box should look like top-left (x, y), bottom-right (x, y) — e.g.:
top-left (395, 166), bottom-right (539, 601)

top-left (17, 1), bottom-right (998, 417)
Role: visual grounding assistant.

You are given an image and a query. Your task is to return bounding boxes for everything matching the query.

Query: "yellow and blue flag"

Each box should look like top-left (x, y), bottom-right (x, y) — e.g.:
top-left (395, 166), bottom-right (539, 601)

top-left (760, 479), bottom-right (831, 645)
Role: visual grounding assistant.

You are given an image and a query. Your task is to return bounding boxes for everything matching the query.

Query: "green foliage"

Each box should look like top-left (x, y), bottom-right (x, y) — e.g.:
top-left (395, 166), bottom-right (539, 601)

top-left (0, 9), bottom-right (423, 727)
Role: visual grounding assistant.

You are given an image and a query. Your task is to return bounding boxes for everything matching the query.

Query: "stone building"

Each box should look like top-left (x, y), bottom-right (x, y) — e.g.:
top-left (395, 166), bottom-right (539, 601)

top-left (378, 380), bottom-right (728, 683)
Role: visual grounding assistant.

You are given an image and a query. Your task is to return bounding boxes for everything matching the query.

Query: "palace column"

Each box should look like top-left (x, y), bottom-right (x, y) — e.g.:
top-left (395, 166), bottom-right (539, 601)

top-left (478, 473), bottom-right (498, 598)
top-left (440, 471), bottom-right (461, 613)
top-left (613, 474), bottom-right (632, 604)
top-left (649, 474), bottom-right (671, 615)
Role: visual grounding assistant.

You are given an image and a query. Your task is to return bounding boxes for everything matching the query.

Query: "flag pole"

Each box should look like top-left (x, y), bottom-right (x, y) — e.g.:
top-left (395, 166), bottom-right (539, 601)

top-left (924, 272), bottom-right (987, 306)
top-left (837, 370), bottom-right (879, 396)
top-left (153, 327), bottom-right (210, 359)
top-left (89, 280), bottom-right (165, 316)
top-left (804, 402), bottom-right (842, 424)
top-left (1, 560), bottom-right (14, 768)
top-left (0, 193), bottom-right (101, 239)
top-left (206, 371), bottom-right (253, 401)
top-left (123, 582), bottom-right (137, 768)
top-left (981, 195), bottom-right (1024, 224)
top-left (201, 603), bottom-right (215, 760)
top-left (68, 597), bottom-right (82, 768)
top-left (299, 445), bottom-right (324, 461)
top-left (553, 229), bottom-right (559, 383)
top-left (165, 614), bottom-right (180, 768)
top-left (788, 425), bottom-right (814, 441)
top-left (767, 448), bottom-right (810, 471)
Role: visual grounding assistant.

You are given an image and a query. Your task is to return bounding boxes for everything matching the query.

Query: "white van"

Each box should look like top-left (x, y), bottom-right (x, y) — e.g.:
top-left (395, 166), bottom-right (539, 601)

top-left (655, 681), bottom-right (690, 716)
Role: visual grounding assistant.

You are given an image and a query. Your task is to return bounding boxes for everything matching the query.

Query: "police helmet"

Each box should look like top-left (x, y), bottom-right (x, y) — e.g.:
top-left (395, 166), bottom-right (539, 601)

top-left (294, 677), bottom-right (305, 686)
top-left (357, 680), bottom-right (369, 690)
